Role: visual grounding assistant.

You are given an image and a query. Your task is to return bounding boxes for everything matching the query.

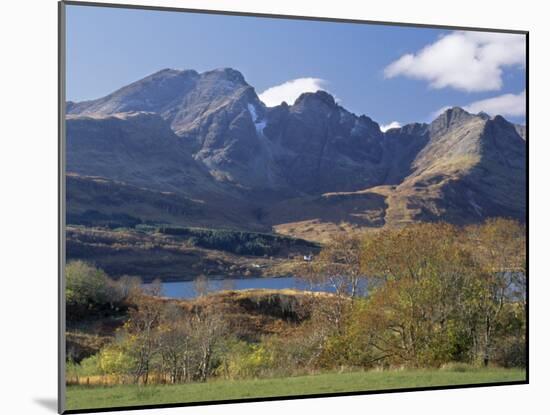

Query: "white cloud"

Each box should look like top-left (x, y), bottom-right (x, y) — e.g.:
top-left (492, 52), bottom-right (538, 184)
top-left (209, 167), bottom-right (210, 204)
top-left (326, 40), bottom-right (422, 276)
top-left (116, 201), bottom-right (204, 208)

top-left (464, 90), bottom-right (526, 117)
top-left (432, 90), bottom-right (526, 120)
top-left (380, 121), bottom-right (401, 132)
top-left (259, 78), bottom-right (328, 107)
top-left (384, 31), bottom-right (525, 92)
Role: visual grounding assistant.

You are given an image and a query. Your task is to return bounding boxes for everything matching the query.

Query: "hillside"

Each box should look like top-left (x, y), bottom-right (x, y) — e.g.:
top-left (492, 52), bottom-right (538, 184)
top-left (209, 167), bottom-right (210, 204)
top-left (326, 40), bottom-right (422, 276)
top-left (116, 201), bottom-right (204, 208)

top-left (67, 288), bottom-right (332, 363)
top-left (66, 225), bottom-right (318, 281)
top-left (66, 67), bottom-right (526, 247)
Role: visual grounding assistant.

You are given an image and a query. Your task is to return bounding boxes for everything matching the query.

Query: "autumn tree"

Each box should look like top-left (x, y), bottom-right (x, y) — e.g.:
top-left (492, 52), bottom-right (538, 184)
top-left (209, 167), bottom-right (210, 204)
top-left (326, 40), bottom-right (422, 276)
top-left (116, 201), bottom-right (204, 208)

top-left (307, 233), bottom-right (366, 298)
top-left (157, 304), bottom-right (196, 383)
top-left (464, 218), bottom-right (526, 366)
top-left (66, 261), bottom-right (126, 320)
top-left (66, 261), bottom-right (111, 306)
top-left (297, 233), bottom-right (366, 345)
top-left (116, 275), bottom-right (144, 303)
top-left (193, 275), bottom-right (211, 298)
top-left (124, 279), bottom-right (164, 384)
top-left (191, 301), bottom-right (228, 381)
top-left (359, 223), bottom-right (480, 367)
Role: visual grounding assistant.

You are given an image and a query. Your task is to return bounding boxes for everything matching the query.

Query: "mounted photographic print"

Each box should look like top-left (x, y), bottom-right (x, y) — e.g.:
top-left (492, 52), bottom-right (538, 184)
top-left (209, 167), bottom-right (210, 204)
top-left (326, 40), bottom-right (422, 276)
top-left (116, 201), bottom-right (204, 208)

top-left (58, 1), bottom-right (528, 413)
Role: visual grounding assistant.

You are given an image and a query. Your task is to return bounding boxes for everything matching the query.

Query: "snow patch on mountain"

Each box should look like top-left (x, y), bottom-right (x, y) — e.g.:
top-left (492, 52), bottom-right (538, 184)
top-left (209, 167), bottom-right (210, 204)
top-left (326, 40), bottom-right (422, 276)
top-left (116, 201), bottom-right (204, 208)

top-left (248, 103), bottom-right (267, 135)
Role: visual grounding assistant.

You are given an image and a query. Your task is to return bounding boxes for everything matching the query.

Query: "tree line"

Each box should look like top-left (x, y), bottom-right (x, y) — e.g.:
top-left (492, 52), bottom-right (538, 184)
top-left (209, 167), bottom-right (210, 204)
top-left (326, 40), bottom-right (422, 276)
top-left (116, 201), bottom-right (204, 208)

top-left (158, 226), bottom-right (318, 256)
top-left (66, 218), bottom-right (526, 385)
top-left (306, 218), bottom-right (525, 369)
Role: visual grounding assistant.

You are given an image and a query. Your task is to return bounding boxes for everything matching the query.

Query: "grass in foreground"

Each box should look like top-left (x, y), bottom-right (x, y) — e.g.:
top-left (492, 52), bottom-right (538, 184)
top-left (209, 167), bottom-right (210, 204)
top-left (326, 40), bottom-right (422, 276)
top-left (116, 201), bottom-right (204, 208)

top-left (66, 367), bottom-right (525, 411)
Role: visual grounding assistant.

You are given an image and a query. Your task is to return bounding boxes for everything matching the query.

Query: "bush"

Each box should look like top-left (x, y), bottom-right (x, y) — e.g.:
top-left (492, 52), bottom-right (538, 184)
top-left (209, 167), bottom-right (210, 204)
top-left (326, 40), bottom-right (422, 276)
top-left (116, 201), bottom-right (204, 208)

top-left (66, 261), bottom-right (128, 320)
top-left (67, 354), bottom-right (102, 378)
top-left (66, 261), bottom-right (111, 307)
top-left (222, 342), bottom-right (275, 379)
top-left (98, 342), bottom-right (137, 380)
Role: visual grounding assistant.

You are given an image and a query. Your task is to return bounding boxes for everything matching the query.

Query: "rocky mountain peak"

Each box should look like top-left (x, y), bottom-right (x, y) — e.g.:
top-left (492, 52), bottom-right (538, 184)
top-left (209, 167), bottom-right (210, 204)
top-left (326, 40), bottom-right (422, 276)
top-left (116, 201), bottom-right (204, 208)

top-left (491, 114), bottom-right (512, 125)
top-left (483, 114), bottom-right (526, 148)
top-left (388, 122), bottom-right (429, 137)
top-left (152, 67), bottom-right (195, 77)
top-left (294, 90), bottom-right (337, 108)
top-left (65, 68), bottom-right (526, 226)
top-left (429, 106), bottom-right (479, 136)
top-left (201, 67), bottom-right (248, 86)
top-left (66, 68), bottom-right (200, 116)
top-left (356, 115), bottom-right (383, 136)
top-left (443, 106), bottom-right (474, 122)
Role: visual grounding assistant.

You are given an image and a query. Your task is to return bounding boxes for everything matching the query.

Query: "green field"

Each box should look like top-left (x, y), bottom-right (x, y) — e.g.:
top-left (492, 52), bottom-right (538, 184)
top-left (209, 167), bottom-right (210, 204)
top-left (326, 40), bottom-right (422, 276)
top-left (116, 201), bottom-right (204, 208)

top-left (66, 368), bottom-right (526, 411)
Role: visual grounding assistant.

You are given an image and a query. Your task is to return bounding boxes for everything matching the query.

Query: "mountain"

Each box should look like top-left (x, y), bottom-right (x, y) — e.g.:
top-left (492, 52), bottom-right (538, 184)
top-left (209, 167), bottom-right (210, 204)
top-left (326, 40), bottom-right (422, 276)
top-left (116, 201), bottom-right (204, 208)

top-left (67, 69), bottom-right (200, 120)
top-left (65, 110), bottom-right (265, 231)
top-left (382, 108), bottom-right (526, 226)
top-left (66, 111), bottom-right (212, 194)
top-left (66, 68), bottom-right (526, 240)
top-left (68, 69), bottom-right (387, 192)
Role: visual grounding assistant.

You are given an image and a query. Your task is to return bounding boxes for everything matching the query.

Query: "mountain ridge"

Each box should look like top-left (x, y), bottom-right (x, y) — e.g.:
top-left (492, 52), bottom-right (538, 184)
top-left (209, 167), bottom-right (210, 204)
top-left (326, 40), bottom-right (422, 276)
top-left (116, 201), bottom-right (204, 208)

top-left (66, 67), bottom-right (526, 239)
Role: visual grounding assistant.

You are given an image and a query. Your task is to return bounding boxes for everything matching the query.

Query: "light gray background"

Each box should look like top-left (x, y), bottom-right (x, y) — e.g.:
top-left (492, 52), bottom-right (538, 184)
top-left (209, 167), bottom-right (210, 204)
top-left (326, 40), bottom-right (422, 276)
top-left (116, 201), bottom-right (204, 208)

top-left (0, 0), bottom-right (543, 414)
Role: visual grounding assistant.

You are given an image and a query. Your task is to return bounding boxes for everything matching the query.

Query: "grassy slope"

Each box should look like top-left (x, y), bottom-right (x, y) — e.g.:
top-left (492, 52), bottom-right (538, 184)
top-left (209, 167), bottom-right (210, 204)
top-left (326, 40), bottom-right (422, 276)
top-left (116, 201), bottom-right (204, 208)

top-left (66, 225), bottom-right (317, 281)
top-left (66, 368), bottom-right (525, 411)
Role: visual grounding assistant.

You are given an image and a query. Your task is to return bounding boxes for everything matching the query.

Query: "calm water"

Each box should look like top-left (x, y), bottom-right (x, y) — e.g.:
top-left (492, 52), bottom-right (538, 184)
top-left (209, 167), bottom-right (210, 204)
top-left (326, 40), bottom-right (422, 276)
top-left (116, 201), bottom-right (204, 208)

top-left (157, 276), bottom-right (362, 299)
top-left (153, 273), bottom-right (520, 300)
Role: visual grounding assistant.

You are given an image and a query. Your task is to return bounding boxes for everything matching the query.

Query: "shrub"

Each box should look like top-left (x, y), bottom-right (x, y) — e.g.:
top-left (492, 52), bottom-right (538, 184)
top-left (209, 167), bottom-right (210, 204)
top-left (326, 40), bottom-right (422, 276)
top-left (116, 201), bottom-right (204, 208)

top-left (67, 354), bottom-right (102, 378)
top-left (66, 261), bottom-right (128, 320)
top-left (222, 342), bottom-right (275, 379)
top-left (66, 261), bottom-right (111, 307)
top-left (98, 341), bottom-right (137, 381)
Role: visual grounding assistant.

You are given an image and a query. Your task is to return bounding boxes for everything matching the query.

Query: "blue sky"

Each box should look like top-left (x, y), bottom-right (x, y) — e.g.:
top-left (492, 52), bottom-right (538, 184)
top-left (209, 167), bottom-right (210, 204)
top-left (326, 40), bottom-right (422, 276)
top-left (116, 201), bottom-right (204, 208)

top-left (66, 4), bottom-right (526, 127)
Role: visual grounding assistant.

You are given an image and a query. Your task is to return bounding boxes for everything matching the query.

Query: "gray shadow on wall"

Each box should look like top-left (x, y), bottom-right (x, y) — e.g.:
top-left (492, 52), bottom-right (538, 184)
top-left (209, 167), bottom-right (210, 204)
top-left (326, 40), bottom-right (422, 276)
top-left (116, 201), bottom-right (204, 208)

top-left (34, 398), bottom-right (57, 413)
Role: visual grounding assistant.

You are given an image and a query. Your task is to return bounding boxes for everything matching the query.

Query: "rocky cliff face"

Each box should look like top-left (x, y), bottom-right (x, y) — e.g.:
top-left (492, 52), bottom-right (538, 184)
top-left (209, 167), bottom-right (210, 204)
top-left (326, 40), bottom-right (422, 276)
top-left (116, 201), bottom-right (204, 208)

top-left (66, 68), bottom-right (526, 233)
top-left (66, 111), bottom-right (217, 195)
top-left (382, 108), bottom-right (526, 226)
